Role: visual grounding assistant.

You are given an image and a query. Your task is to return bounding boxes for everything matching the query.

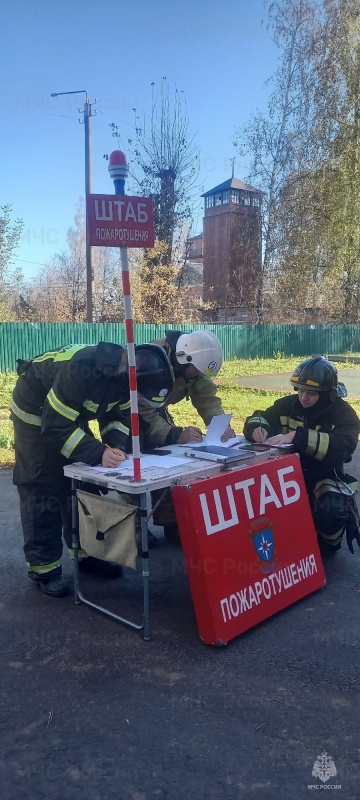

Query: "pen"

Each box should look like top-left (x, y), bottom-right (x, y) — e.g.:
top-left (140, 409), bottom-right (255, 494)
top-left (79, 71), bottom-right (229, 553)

top-left (258, 413), bottom-right (263, 435)
top-left (104, 443), bottom-right (127, 458)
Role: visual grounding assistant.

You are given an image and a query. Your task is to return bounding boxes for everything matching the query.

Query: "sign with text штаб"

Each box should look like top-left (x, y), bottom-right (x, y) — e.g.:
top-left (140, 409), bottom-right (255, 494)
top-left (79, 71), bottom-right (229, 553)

top-left (87, 194), bottom-right (154, 248)
top-left (172, 454), bottom-right (326, 645)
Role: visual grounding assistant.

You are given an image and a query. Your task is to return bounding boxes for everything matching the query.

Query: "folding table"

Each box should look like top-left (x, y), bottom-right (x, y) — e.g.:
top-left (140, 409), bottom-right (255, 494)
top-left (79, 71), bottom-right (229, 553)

top-left (64, 446), bottom-right (226, 639)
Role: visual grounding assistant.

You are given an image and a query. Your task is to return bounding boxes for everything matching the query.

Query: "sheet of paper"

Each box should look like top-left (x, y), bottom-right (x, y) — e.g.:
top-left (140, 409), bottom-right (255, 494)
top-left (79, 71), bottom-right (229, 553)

top-left (205, 414), bottom-right (232, 444)
top-left (180, 415), bottom-right (244, 448)
top-left (184, 434), bottom-right (244, 449)
top-left (264, 438), bottom-right (294, 448)
top-left (88, 454), bottom-right (187, 473)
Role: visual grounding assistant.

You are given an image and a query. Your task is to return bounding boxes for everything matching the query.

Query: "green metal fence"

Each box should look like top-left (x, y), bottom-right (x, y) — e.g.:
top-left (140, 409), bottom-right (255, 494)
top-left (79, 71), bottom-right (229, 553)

top-left (1, 322), bottom-right (360, 372)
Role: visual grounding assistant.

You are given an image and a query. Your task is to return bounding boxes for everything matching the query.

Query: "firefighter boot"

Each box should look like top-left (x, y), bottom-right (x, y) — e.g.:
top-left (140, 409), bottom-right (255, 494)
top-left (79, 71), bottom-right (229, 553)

top-left (28, 569), bottom-right (72, 598)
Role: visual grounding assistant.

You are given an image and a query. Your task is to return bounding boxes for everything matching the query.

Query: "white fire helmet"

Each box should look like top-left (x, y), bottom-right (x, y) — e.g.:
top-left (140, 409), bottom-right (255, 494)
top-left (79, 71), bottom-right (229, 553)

top-left (175, 331), bottom-right (223, 378)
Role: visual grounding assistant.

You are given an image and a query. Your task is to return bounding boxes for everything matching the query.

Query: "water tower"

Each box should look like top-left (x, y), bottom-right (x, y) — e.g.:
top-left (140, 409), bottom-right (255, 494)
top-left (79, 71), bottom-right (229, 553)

top-left (202, 177), bottom-right (262, 322)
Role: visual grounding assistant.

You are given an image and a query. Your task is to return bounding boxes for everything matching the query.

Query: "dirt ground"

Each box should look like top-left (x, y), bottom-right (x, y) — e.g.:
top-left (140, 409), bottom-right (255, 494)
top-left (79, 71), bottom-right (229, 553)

top-left (1, 450), bottom-right (360, 800)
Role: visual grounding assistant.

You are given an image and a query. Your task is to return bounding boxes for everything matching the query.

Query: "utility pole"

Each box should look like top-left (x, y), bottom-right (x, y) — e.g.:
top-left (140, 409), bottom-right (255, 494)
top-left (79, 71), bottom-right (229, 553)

top-left (83, 97), bottom-right (95, 322)
top-left (51, 89), bottom-right (96, 322)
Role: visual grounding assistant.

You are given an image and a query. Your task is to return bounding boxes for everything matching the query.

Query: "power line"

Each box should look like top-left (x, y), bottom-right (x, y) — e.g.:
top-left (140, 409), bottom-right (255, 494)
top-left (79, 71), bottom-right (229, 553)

top-left (10, 258), bottom-right (50, 268)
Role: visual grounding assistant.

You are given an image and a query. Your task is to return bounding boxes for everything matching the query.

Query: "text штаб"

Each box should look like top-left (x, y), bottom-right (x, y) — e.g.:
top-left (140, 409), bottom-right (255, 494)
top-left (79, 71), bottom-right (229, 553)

top-left (200, 465), bottom-right (301, 536)
top-left (94, 199), bottom-right (148, 223)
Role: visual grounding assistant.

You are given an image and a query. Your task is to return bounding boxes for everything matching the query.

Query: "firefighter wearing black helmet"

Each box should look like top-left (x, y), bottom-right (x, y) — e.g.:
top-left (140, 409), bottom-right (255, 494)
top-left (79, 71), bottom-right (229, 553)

top-left (243, 356), bottom-right (360, 555)
top-left (10, 341), bottom-right (174, 596)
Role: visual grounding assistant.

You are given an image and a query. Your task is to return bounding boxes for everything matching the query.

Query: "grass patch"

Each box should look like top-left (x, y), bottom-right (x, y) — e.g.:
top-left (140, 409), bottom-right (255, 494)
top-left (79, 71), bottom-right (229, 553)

top-left (2, 359), bottom-right (360, 468)
top-left (219, 355), bottom-right (360, 377)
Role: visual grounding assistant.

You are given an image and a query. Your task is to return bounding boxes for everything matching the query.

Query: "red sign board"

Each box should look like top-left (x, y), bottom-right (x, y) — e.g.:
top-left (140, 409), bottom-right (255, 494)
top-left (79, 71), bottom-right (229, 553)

top-left (86, 194), bottom-right (154, 248)
top-left (172, 454), bottom-right (326, 645)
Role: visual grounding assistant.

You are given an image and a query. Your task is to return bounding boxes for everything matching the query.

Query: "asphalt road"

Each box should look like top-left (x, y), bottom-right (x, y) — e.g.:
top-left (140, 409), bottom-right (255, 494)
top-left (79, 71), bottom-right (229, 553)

top-left (230, 367), bottom-right (360, 396)
top-left (1, 452), bottom-right (360, 800)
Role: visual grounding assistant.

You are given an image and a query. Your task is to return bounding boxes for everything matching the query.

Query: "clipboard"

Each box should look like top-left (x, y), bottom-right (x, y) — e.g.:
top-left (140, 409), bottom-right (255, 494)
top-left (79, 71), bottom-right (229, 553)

top-left (184, 445), bottom-right (256, 465)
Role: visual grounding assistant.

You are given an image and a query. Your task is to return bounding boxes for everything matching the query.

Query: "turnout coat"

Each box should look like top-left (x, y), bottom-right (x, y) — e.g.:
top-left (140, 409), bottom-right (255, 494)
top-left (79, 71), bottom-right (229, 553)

top-left (10, 342), bottom-right (131, 475)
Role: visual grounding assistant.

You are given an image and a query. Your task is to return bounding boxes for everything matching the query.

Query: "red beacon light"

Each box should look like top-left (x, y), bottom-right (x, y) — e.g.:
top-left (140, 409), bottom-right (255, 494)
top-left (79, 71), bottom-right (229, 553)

top-left (108, 150), bottom-right (128, 185)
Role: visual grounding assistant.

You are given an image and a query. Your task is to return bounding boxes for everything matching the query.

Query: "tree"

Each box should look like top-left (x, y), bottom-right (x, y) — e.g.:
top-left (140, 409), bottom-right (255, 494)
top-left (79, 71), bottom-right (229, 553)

top-left (129, 240), bottom-right (201, 323)
top-left (0, 205), bottom-right (24, 320)
top-left (271, 0), bottom-right (360, 322)
top-left (234, 0), bottom-right (319, 322)
top-left (23, 201), bottom-right (126, 322)
top-left (308, 0), bottom-right (360, 322)
top-left (110, 81), bottom-right (199, 265)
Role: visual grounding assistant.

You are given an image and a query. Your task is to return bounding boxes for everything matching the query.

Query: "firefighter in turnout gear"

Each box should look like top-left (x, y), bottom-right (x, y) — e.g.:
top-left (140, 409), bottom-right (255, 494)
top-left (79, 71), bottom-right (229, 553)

top-left (243, 356), bottom-right (360, 555)
top-left (10, 342), bottom-right (174, 596)
top-left (138, 330), bottom-right (235, 447)
top-left (137, 330), bottom-right (236, 542)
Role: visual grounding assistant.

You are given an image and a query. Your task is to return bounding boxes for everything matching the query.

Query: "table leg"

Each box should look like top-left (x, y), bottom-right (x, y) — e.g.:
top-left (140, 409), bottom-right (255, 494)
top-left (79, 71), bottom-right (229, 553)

top-left (70, 481), bottom-right (150, 637)
top-left (71, 479), bottom-right (81, 604)
top-left (139, 491), bottom-right (150, 640)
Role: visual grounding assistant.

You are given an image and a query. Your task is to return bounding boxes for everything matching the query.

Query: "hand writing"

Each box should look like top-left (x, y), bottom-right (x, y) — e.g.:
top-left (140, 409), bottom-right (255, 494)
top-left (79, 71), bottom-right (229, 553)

top-left (252, 426), bottom-right (268, 443)
top-left (177, 426), bottom-right (204, 444)
top-left (102, 447), bottom-right (127, 467)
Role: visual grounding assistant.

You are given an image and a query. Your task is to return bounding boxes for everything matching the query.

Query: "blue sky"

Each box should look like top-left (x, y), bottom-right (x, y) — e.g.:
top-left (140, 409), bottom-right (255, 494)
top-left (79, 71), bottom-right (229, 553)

top-left (1, 0), bottom-right (278, 280)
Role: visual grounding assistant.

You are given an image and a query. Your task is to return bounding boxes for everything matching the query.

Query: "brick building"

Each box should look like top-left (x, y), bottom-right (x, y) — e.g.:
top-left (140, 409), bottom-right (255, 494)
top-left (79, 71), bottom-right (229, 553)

top-left (201, 177), bottom-right (262, 322)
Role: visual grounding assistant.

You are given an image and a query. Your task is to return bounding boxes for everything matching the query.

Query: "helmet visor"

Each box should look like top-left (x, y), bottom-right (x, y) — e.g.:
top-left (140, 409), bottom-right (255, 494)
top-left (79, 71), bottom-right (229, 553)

top-left (135, 347), bottom-right (174, 408)
top-left (293, 382), bottom-right (322, 393)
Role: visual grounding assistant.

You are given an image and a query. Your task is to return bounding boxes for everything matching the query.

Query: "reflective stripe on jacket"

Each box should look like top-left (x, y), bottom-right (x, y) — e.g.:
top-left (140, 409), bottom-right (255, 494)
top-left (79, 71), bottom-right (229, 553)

top-left (243, 394), bottom-right (360, 481)
top-left (11, 342), bottom-right (130, 465)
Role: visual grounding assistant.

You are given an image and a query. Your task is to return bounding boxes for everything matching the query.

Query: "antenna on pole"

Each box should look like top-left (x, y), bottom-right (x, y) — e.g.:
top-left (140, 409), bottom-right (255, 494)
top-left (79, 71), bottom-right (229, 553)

top-left (231, 157), bottom-right (235, 179)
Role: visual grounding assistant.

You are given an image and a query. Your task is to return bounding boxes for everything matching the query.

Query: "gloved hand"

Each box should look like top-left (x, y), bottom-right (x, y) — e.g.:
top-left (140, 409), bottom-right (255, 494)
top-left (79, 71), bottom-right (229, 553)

top-left (346, 498), bottom-right (360, 554)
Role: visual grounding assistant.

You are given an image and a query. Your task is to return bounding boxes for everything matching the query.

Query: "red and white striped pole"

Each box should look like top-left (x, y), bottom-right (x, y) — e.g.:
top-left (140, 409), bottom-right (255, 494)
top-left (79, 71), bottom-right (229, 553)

top-left (108, 150), bottom-right (142, 482)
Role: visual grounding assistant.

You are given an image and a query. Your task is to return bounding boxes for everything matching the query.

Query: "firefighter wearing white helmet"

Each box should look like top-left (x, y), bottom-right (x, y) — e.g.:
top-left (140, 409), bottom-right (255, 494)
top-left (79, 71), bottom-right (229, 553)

top-left (174, 331), bottom-right (223, 379)
top-left (136, 329), bottom-right (236, 543)
top-left (137, 329), bottom-right (235, 449)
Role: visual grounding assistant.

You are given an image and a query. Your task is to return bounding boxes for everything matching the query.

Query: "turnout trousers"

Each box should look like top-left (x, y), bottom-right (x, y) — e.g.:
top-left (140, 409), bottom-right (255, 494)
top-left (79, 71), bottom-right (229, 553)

top-left (304, 469), bottom-right (359, 551)
top-left (12, 416), bottom-right (73, 577)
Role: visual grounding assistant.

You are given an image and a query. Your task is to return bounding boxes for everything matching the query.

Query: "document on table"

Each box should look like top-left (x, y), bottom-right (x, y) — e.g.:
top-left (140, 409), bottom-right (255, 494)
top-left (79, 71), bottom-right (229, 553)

top-left (180, 414), bottom-right (244, 448)
top-left (87, 454), bottom-right (188, 473)
top-left (263, 438), bottom-right (294, 448)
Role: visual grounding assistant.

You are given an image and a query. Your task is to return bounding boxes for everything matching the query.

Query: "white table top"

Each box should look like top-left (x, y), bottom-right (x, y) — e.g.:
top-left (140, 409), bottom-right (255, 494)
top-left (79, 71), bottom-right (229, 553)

top-left (63, 444), bottom-right (283, 494)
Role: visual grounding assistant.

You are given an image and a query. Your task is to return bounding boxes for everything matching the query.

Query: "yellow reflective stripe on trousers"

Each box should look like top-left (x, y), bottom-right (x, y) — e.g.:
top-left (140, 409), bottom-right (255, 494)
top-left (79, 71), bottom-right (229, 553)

top-left (119, 400), bottom-right (131, 410)
top-left (68, 548), bottom-right (88, 561)
top-left (100, 421), bottom-right (129, 436)
top-left (313, 479), bottom-right (339, 498)
top-left (26, 560), bottom-right (61, 573)
top-left (47, 388), bottom-right (79, 421)
top-left (10, 399), bottom-right (42, 426)
top-left (83, 399), bottom-right (99, 413)
top-left (317, 528), bottom-right (344, 546)
top-left (61, 428), bottom-right (86, 458)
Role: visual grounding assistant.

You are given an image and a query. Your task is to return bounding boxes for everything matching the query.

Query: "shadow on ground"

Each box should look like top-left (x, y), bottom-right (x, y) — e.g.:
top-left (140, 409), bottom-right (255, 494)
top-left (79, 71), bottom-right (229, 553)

top-left (1, 450), bottom-right (360, 799)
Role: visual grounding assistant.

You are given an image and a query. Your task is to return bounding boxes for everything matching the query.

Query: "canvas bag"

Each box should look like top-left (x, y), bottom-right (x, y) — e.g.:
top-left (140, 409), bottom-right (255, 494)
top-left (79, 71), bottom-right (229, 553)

top-left (77, 489), bottom-right (138, 569)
